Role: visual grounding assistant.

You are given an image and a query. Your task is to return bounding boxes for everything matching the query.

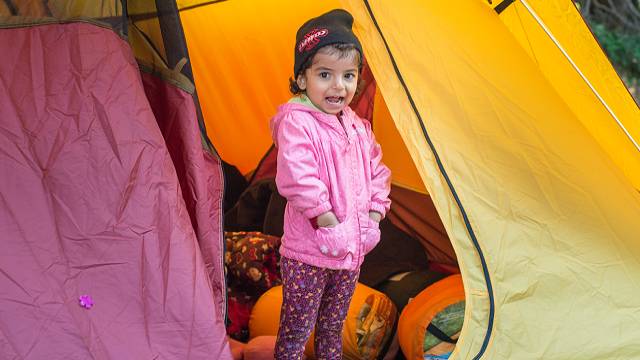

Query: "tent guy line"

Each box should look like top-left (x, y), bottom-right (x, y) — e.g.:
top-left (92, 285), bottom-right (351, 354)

top-left (518, 0), bottom-right (640, 154)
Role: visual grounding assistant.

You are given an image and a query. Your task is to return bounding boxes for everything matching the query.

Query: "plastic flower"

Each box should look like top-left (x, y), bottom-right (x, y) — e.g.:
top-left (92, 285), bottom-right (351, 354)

top-left (79, 295), bottom-right (94, 309)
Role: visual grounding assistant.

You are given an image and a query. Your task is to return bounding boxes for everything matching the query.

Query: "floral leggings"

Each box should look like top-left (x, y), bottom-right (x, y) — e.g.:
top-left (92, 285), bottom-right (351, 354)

top-left (274, 256), bottom-right (359, 360)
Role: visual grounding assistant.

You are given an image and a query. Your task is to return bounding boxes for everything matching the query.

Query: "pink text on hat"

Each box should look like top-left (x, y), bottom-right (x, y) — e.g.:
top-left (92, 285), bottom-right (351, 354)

top-left (298, 28), bottom-right (329, 53)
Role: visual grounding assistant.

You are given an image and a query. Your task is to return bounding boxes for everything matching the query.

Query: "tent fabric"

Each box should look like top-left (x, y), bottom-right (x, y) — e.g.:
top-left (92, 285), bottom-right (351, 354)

top-left (0, 0), bottom-right (126, 36)
top-left (141, 71), bottom-right (227, 321)
top-left (343, 0), bottom-right (640, 358)
top-left (128, 1), bottom-right (231, 327)
top-left (494, 0), bottom-right (640, 190)
top-left (372, 89), bottom-right (428, 193)
top-left (0, 0), bottom-right (123, 18)
top-left (0, 22), bottom-right (230, 359)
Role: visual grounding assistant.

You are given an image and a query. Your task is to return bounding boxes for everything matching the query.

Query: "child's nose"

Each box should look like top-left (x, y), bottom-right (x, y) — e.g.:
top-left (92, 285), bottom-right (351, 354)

top-left (333, 78), bottom-right (345, 90)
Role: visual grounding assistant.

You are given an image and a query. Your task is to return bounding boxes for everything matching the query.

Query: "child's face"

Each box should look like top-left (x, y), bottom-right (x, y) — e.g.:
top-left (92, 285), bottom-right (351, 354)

top-left (297, 49), bottom-right (359, 115)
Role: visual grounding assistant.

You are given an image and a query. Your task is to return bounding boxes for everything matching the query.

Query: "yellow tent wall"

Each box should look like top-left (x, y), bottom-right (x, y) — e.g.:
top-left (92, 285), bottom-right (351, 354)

top-left (345, 0), bottom-right (640, 358)
top-left (180, 0), bottom-right (640, 358)
top-left (495, 0), bottom-right (640, 191)
top-left (372, 90), bottom-right (426, 193)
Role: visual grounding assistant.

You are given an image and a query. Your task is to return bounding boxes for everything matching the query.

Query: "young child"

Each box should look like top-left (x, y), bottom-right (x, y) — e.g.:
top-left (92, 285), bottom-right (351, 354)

top-left (270, 9), bottom-right (391, 359)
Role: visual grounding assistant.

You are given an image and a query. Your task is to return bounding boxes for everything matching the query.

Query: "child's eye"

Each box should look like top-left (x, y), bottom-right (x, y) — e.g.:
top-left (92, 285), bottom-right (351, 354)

top-left (319, 72), bottom-right (330, 79)
top-left (344, 73), bottom-right (356, 80)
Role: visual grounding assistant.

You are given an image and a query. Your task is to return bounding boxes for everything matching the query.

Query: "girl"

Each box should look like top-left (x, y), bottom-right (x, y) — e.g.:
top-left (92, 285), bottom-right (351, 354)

top-left (270, 9), bottom-right (391, 359)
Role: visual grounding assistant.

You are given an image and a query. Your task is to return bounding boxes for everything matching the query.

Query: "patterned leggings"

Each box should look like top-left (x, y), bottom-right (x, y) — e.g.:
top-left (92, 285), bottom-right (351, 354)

top-left (274, 257), bottom-right (359, 360)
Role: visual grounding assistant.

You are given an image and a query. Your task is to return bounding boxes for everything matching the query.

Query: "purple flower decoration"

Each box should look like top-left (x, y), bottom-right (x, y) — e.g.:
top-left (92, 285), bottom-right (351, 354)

top-left (78, 295), bottom-right (94, 309)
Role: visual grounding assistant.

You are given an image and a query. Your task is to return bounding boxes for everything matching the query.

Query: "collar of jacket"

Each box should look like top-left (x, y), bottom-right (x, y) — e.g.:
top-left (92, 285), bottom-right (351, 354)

top-left (278, 101), bottom-right (356, 138)
top-left (288, 93), bottom-right (323, 112)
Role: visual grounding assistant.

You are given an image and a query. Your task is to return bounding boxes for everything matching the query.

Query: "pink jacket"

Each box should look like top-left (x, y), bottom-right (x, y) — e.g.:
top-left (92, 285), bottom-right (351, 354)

top-left (270, 103), bottom-right (391, 271)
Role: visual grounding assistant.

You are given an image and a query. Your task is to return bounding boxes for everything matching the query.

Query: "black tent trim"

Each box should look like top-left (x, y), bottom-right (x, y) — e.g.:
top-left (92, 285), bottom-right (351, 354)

top-left (494, 0), bottom-right (517, 14)
top-left (361, 1), bottom-right (496, 359)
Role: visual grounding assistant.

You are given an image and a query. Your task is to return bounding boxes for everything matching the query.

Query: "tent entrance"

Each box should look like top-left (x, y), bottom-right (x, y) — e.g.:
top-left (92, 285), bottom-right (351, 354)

top-left (177, 3), bottom-right (467, 358)
top-left (216, 64), bottom-right (462, 360)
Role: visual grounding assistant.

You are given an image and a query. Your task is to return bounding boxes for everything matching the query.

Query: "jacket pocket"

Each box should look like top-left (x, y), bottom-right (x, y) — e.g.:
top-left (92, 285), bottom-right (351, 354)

top-left (361, 218), bottom-right (381, 255)
top-left (315, 221), bottom-right (349, 258)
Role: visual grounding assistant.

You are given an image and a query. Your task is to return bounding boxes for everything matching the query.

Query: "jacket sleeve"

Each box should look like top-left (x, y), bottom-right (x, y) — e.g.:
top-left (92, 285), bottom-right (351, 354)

top-left (274, 113), bottom-right (332, 219)
top-left (368, 124), bottom-right (392, 217)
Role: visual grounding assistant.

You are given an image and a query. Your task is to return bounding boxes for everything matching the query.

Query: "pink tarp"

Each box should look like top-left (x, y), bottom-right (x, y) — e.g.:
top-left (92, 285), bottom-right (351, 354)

top-left (0, 23), bottom-right (231, 359)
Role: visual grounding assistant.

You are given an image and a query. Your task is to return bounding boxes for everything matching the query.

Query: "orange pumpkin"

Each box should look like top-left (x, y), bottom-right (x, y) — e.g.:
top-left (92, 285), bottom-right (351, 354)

top-left (248, 283), bottom-right (397, 359)
top-left (397, 275), bottom-right (465, 360)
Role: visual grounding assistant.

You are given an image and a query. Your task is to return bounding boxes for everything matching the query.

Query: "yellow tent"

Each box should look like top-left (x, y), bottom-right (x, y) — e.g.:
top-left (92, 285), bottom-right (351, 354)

top-left (180, 1), bottom-right (640, 358)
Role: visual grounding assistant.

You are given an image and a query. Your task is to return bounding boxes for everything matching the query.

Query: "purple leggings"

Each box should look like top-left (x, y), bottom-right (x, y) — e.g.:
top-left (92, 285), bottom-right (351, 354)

top-left (274, 257), bottom-right (359, 360)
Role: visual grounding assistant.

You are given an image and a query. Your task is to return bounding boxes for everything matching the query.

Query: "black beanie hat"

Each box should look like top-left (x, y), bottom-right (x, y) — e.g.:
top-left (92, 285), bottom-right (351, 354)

top-left (293, 9), bottom-right (363, 78)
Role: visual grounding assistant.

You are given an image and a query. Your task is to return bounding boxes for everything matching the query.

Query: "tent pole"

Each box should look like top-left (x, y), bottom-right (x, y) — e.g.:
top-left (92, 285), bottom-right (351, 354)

top-left (120, 0), bottom-right (128, 37)
top-left (519, 0), bottom-right (640, 154)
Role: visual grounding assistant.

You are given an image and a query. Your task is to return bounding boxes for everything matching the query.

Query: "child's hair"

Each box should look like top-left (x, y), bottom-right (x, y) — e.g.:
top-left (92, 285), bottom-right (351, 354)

top-left (289, 43), bottom-right (363, 95)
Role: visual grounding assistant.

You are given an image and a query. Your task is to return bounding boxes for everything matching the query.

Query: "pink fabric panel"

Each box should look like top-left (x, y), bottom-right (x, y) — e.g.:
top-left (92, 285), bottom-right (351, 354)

top-left (0, 23), bottom-right (230, 359)
top-left (140, 72), bottom-right (227, 323)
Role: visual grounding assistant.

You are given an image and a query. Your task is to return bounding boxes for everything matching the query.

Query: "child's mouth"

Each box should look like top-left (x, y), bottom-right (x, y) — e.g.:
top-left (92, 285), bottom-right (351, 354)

top-left (326, 96), bottom-right (343, 104)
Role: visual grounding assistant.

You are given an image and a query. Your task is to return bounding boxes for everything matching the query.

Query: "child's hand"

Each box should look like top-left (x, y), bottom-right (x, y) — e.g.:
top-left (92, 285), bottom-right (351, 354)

top-left (368, 211), bottom-right (382, 223)
top-left (316, 211), bottom-right (340, 228)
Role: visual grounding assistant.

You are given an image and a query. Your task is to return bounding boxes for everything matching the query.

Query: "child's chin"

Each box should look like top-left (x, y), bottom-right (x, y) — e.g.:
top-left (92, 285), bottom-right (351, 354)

top-left (324, 110), bottom-right (343, 115)
top-left (321, 103), bottom-right (346, 115)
